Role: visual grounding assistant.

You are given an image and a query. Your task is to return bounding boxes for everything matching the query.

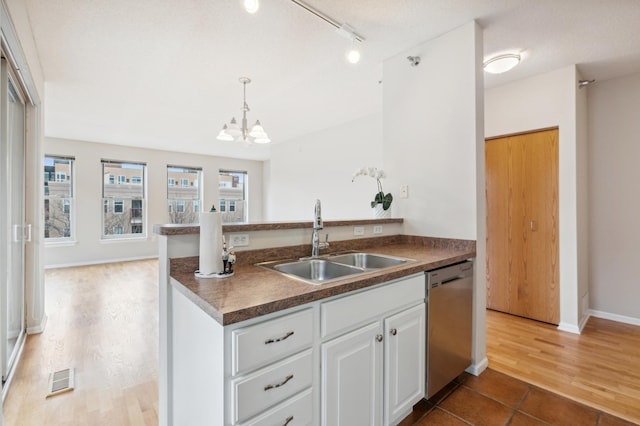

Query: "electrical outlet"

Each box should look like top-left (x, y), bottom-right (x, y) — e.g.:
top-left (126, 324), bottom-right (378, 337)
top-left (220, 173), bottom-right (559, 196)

top-left (353, 226), bottom-right (365, 236)
top-left (400, 185), bottom-right (409, 199)
top-left (229, 233), bottom-right (249, 247)
top-left (373, 225), bottom-right (383, 234)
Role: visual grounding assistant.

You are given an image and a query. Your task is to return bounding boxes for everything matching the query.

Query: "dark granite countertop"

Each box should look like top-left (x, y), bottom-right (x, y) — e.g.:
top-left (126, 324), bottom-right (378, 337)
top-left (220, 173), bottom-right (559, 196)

top-left (154, 218), bottom-right (403, 235)
top-left (169, 235), bottom-right (475, 326)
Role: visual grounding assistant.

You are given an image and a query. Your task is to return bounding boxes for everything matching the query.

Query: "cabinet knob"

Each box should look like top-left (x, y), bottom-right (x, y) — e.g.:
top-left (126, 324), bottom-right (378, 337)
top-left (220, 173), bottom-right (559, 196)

top-left (376, 334), bottom-right (383, 342)
top-left (390, 328), bottom-right (397, 336)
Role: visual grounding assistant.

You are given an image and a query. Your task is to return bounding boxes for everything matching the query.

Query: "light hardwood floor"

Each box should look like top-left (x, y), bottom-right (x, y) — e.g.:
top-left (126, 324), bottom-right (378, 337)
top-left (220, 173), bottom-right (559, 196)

top-left (3, 259), bottom-right (159, 425)
top-left (4, 260), bottom-right (640, 425)
top-left (487, 309), bottom-right (640, 424)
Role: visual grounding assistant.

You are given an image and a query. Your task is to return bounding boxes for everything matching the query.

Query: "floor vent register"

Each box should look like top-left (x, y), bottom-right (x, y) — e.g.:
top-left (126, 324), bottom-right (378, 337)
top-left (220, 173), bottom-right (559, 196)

top-left (46, 367), bottom-right (75, 397)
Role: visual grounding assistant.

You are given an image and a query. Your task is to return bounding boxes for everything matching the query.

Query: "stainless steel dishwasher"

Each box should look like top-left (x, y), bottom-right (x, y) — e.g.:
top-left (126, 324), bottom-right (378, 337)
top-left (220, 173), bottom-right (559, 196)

top-left (426, 260), bottom-right (474, 398)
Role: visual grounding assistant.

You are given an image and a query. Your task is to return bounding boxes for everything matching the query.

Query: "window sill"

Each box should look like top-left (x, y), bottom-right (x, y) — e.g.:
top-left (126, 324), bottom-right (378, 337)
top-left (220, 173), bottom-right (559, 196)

top-left (100, 235), bottom-right (148, 244)
top-left (45, 239), bottom-right (77, 247)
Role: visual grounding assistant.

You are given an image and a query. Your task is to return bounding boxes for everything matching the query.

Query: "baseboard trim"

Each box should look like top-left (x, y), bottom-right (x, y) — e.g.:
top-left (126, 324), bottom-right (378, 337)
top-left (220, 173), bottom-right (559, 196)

top-left (578, 312), bottom-right (591, 333)
top-left (466, 357), bottom-right (488, 376)
top-left (45, 255), bottom-right (158, 270)
top-left (27, 313), bottom-right (48, 334)
top-left (590, 309), bottom-right (640, 327)
top-left (557, 322), bottom-right (581, 334)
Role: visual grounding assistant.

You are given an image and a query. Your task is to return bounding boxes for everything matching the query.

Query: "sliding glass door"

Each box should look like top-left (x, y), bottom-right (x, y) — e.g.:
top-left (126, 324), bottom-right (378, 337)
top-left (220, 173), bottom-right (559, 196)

top-left (1, 54), bottom-right (27, 384)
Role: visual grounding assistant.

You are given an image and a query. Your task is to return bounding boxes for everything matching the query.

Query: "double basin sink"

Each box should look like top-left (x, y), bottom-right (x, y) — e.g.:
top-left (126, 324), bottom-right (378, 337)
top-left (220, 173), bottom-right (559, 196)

top-left (257, 251), bottom-right (414, 285)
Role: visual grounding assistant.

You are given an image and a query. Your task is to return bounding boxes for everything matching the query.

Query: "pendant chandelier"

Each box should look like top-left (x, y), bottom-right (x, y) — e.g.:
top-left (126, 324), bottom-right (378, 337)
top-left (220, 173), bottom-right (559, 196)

top-left (216, 77), bottom-right (271, 144)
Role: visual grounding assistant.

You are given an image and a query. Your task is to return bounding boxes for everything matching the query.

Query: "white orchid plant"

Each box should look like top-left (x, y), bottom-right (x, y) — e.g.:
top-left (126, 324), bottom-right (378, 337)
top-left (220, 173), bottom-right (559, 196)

top-left (352, 167), bottom-right (393, 211)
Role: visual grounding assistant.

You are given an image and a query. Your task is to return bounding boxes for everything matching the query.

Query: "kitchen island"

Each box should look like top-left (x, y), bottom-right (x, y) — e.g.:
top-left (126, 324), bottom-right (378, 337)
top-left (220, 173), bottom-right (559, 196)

top-left (155, 221), bottom-right (476, 426)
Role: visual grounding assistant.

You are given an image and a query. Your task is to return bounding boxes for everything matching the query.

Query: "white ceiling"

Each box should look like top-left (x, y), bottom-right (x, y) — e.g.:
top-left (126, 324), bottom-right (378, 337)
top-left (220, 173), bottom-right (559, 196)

top-left (23, 0), bottom-right (640, 161)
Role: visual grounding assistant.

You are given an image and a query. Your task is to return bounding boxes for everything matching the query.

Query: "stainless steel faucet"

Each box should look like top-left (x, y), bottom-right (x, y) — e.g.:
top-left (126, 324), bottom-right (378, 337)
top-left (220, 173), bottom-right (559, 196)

top-left (311, 199), bottom-right (329, 257)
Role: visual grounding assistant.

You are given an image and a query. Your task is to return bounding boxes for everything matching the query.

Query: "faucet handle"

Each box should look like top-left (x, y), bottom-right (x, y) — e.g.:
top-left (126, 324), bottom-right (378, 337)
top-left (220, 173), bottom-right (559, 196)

top-left (320, 233), bottom-right (330, 249)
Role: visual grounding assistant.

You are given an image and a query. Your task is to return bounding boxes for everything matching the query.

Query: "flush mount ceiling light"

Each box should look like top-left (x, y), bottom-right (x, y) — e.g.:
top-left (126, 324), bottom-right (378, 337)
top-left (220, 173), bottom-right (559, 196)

top-left (483, 53), bottom-right (521, 74)
top-left (217, 77), bottom-right (271, 144)
top-left (243, 0), bottom-right (259, 14)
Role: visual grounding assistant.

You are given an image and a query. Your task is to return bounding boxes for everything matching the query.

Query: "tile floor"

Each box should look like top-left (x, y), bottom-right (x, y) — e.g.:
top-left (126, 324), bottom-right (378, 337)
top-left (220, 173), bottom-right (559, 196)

top-left (399, 368), bottom-right (636, 426)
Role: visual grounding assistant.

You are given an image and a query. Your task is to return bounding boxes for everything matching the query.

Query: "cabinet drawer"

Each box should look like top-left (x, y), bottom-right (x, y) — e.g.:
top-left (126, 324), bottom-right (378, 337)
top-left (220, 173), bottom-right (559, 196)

top-left (238, 388), bottom-right (313, 426)
top-left (232, 308), bottom-right (313, 375)
top-left (321, 273), bottom-right (425, 338)
top-left (231, 349), bottom-right (313, 424)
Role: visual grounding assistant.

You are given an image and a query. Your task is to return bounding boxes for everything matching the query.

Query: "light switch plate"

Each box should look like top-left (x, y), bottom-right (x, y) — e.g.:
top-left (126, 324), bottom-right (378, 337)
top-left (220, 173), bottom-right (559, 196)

top-left (229, 233), bottom-right (249, 247)
top-left (399, 185), bottom-right (409, 199)
top-left (373, 225), bottom-right (383, 234)
top-left (353, 226), bottom-right (365, 236)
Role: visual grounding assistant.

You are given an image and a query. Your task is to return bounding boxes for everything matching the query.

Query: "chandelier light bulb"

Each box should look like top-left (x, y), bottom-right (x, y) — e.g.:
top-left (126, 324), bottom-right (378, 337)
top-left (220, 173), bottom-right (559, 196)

top-left (216, 124), bottom-right (234, 141)
top-left (243, 0), bottom-right (259, 14)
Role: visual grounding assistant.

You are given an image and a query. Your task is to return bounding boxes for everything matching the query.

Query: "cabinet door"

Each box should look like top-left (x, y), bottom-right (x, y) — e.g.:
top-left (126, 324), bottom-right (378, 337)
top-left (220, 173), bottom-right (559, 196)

top-left (322, 322), bottom-right (383, 426)
top-left (384, 304), bottom-right (425, 426)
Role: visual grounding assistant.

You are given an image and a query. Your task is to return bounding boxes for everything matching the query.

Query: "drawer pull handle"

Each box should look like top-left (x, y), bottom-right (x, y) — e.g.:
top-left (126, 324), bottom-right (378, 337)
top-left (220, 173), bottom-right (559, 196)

top-left (390, 328), bottom-right (397, 336)
top-left (265, 331), bottom-right (294, 344)
top-left (283, 415), bottom-right (294, 426)
top-left (264, 374), bottom-right (294, 391)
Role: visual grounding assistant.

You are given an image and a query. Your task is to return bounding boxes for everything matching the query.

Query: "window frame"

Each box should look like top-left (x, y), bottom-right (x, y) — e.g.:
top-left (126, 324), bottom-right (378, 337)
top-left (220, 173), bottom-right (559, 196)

top-left (167, 165), bottom-right (203, 225)
top-left (219, 170), bottom-right (248, 223)
top-left (102, 160), bottom-right (147, 240)
top-left (44, 155), bottom-right (75, 243)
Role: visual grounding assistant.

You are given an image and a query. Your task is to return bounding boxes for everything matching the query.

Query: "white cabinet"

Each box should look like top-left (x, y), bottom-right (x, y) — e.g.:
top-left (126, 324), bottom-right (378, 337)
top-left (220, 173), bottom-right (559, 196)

top-left (384, 304), bottom-right (425, 426)
top-left (320, 274), bottom-right (425, 426)
top-left (229, 309), bottom-right (315, 425)
top-left (322, 321), bottom-right (383, 426)
top-left (168, 273), bottom-right (425, 426)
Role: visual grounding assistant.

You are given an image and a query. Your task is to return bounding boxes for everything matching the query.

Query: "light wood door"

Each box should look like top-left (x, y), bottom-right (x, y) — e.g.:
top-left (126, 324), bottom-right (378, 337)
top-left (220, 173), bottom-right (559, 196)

top-left (485, 128), bottom-right (559, 324)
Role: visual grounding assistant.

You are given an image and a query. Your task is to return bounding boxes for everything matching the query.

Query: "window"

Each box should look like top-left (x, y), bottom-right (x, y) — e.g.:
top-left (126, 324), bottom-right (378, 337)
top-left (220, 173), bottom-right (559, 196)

top-left (219, 170), bottom-right (247, 223)
top-left (102, 160), bottom-right (146, 238)
top-left (131, 200), bottom-right (142, 218)
top-left (167, 165), bottom-right (202, 224)
top-left (44, 155), bottom-right (74, 241)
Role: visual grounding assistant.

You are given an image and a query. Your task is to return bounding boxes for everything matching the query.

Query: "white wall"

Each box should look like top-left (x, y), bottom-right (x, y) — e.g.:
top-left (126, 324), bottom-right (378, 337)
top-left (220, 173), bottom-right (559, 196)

top-left (383, 21), bottom-right (486, 372)
top-left (383, 22), bottom-right (481, 241)
top-left (485, 65), bottom-right (587, 332)
top-left (43, 137), bottom-right (263, 268)
top-left (588, 72), bottom-right (640, 322)
top-left (266, 113), bottom-right (384, 221)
